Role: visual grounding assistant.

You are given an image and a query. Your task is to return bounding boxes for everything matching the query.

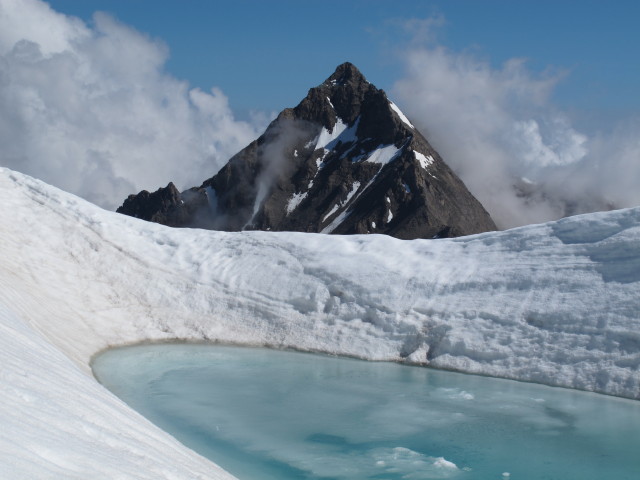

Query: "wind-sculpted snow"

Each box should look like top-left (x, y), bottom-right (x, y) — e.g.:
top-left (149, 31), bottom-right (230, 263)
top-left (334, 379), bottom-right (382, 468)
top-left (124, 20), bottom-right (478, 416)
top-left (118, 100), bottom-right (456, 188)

top-left (0, 167), bottom-right (639, 478)
top-left (0, 305), bottom-right (235, 480)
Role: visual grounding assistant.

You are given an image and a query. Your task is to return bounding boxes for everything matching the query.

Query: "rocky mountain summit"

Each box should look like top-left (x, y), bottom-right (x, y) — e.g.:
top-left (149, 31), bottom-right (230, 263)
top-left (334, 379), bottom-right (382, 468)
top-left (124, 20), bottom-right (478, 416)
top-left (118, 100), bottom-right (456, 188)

top-left (117, 63), bottom-right (497, 239)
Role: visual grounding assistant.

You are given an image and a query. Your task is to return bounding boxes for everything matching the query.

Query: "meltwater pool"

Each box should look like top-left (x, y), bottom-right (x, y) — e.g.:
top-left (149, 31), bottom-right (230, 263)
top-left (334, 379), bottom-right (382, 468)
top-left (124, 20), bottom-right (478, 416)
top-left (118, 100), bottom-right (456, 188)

top-left (93, 344), bottom-right (640, 480)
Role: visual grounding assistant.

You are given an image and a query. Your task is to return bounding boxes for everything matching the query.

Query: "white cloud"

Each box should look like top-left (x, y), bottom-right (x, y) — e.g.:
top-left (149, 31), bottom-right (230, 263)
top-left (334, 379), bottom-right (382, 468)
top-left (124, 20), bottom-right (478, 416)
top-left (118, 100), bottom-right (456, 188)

top-left (392, 24), bottom-right (640, 228)
top-left (0, 0), bottom-right (265, 209)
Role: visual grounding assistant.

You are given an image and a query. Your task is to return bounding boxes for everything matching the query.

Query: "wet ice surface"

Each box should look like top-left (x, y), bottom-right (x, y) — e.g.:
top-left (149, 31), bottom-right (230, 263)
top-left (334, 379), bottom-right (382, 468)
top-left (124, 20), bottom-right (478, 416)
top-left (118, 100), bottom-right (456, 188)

top-left (93, 344), bottom-right (640, 480)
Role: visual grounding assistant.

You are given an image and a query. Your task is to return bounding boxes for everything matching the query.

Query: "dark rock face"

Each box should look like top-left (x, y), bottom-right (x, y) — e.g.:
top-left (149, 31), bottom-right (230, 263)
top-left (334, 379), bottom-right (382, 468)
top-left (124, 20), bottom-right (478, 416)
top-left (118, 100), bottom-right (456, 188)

top-left (117, 62), bottom-right (497, 239)
top-left (117, 183), bottom-right (210, 228)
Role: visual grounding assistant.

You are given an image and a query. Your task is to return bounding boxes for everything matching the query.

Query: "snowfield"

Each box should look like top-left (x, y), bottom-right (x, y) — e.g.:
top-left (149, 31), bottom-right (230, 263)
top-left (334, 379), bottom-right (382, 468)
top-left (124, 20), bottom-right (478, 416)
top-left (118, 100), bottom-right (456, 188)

top-left (1, 167), bottom-right (639, 478)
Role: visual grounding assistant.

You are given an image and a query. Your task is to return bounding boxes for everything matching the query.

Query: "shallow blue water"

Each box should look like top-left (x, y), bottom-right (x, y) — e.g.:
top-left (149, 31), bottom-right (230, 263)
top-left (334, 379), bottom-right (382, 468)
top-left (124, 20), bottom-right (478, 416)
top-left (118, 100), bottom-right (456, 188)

top-left (92, 344), bottom-right (640, 480)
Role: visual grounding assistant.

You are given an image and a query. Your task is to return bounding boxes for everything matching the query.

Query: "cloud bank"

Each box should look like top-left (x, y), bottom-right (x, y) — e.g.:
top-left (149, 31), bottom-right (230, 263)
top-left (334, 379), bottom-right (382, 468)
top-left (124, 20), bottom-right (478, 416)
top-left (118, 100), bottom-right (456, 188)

top-left (0, 0), bottom-right (265, 209)
top-left (392, 25), bottom-right (640, 228)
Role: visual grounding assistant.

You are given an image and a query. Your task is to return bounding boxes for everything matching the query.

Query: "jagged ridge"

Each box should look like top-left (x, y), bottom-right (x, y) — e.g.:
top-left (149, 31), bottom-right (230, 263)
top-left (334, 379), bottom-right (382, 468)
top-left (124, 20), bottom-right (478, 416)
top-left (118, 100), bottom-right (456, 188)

top-left (117, 62), bottom-right (497, 239)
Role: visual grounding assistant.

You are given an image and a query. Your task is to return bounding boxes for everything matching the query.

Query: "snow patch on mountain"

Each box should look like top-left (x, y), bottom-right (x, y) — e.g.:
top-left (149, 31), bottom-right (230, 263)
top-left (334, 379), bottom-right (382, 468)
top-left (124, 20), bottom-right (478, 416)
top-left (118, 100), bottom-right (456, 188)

top-left (365, 144), bottom-right (402, 165)
top-left (415, 151), bottom-right (435, 170)
top-left (321, 208), bottom-right (352, 234)
top-left (326, 96), bottom-right (335, 109)
top-left (314, 117), bottom-right (359, 152)
top-left (316, 118), bottom-right (349, 149)
top-left (323, 204), bottom-right (340, 223)
top-left (286, 191), bottom-right (308, 214)
top-left (389, 101), bottom-right (415, 129)
top-left (321, 181), bottom-right (360, 233)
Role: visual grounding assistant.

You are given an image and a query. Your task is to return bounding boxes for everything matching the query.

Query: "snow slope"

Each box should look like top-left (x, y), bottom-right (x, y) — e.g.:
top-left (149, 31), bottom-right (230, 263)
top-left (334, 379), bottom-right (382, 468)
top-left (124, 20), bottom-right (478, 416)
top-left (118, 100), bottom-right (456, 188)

top-left (1, 167), bottom-right (639, 478)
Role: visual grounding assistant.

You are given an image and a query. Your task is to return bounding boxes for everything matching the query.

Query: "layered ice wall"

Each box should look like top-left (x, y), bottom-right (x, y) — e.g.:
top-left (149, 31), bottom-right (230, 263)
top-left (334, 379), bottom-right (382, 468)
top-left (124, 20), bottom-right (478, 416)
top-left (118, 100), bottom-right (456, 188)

top-left (0, 167), bottom-right (639, 478)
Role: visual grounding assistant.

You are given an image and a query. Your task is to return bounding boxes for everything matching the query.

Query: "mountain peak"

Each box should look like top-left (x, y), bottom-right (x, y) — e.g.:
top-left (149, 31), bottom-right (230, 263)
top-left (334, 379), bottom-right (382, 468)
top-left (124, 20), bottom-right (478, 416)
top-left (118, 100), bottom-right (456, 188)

top-left (326, 62), bottom-right (368, 87)
top-left (294, 62), bottom-right (376, 128)
top-left (117, 64), bottom-right (497, 239)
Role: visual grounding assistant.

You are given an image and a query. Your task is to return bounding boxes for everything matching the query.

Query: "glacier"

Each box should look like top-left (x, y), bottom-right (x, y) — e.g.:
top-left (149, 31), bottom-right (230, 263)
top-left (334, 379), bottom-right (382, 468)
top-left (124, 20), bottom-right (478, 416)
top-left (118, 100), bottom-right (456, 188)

top-left (0, 167), bottom-right (639, 478)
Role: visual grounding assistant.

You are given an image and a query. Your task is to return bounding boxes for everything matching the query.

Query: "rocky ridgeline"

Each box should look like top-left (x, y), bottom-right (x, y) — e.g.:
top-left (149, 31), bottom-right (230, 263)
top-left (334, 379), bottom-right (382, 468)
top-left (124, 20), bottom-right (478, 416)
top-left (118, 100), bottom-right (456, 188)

top-left (117, 63), bottom-right (497, 239)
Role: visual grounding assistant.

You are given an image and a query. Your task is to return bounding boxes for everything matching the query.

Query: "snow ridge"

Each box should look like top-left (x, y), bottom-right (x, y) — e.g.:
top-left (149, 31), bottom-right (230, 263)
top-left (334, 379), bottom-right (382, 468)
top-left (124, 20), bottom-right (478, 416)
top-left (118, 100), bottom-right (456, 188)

top-left (389, 101), bottom-right (414, 129)
top-left (1, 167), bottom-right (640, 477)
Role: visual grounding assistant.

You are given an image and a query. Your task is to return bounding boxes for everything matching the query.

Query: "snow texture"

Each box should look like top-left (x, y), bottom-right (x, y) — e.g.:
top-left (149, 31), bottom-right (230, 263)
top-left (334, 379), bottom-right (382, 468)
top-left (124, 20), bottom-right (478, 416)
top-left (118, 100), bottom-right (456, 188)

top-left (415, 150), bottom-right (435, 170)
top-left (365, 144), bottom-right (401, 165)
top-left (315, 117), bottom-right (359, 152)
top-left (1, 167), bottom-right (640, 478)
top-left (310, 118), bottom-right (360, 175)
top-left (286, 191), bottom-right (308, 215)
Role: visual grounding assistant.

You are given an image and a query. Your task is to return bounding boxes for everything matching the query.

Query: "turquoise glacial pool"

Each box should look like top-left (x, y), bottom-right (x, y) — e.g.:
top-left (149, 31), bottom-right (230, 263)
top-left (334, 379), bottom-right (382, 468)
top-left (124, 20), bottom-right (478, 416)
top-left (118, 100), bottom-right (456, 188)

top-left (92, 344), bottom-right (640, 480)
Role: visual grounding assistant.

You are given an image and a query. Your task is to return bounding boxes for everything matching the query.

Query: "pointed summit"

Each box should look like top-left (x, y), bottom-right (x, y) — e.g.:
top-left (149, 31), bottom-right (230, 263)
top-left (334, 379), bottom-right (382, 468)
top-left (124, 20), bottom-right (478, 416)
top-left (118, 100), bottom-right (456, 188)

top-left (326, 62), bottom-right (368, 86)
top-left (117, 63), bottom-right (497, 239)
top-left (292, 62), bottom-right (375, 128)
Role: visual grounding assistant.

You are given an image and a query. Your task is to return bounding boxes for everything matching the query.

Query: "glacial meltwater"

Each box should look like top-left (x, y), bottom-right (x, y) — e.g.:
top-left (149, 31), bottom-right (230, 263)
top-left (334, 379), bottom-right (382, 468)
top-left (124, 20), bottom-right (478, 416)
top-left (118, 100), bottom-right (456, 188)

top-left (92, 344), bottom-right (640, 480)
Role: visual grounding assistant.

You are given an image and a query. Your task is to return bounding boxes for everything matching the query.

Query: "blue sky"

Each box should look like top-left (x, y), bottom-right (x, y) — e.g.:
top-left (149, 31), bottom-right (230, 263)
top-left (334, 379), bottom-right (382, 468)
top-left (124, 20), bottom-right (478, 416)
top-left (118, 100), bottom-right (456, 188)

top-left (47, 0), bottom-right (639, 125)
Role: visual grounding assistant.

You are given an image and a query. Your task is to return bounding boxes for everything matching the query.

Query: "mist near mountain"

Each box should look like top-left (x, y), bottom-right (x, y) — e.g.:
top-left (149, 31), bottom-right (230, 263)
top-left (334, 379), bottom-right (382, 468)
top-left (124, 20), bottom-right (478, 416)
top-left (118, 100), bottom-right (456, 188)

top-left (392, 37), bottom-right (640, 228)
